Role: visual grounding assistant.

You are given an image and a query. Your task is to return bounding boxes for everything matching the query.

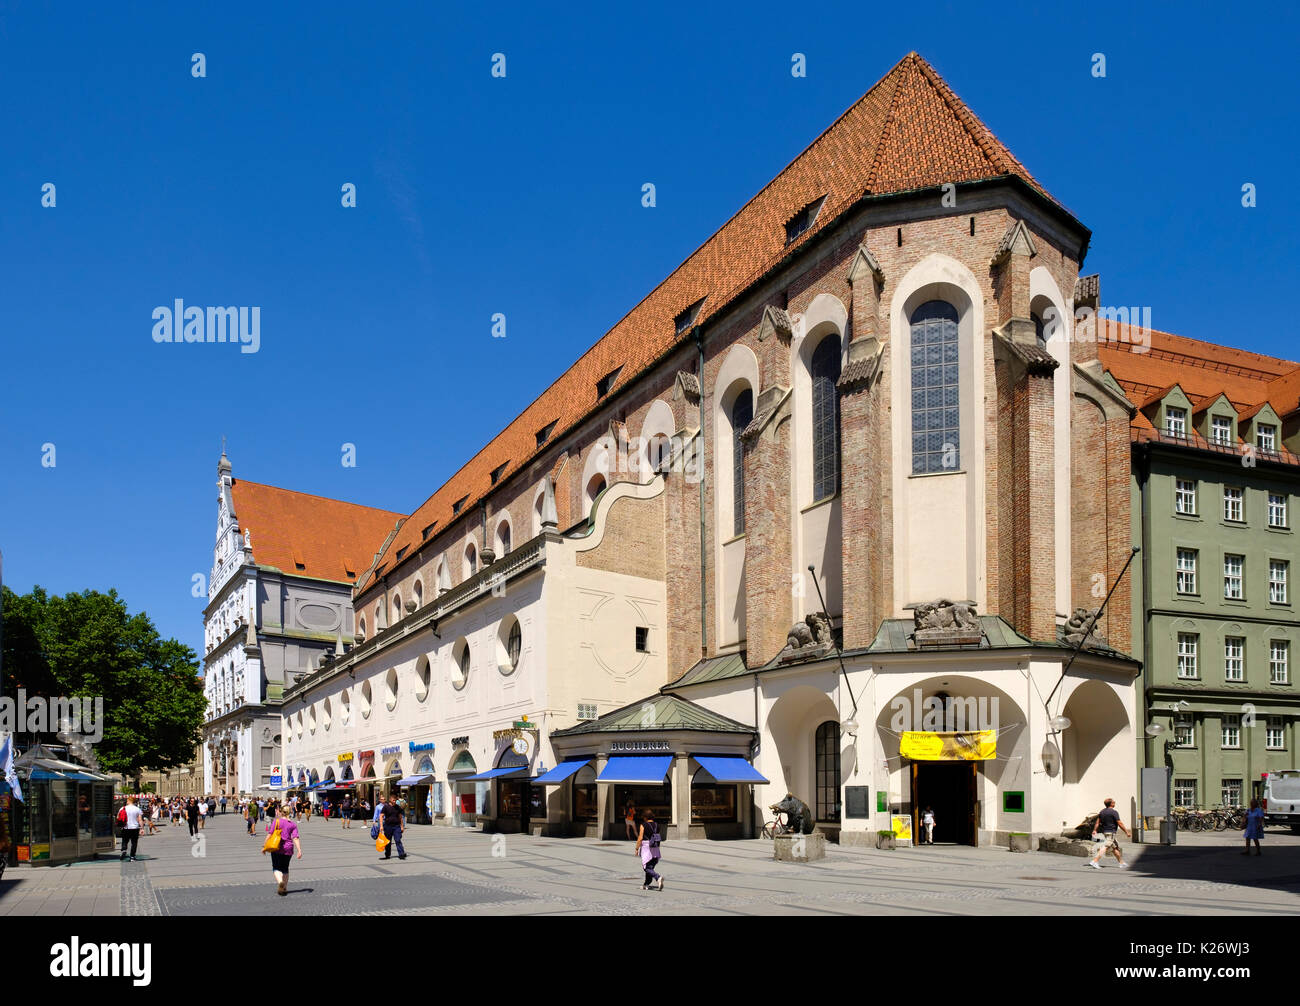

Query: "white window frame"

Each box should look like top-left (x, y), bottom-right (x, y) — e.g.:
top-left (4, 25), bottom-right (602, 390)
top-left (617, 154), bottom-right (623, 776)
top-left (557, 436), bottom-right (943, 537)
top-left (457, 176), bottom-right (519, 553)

top-left (1224, 554), bottom-right (1244, 600)
top-left (1175, 479), bottom-right (1197, 515)
top-left (1177, 633), bottom-right (1199, 679)
top-left (1211, 415), bottom-right (1232, 445)
top-left (1268, 493), bottom-right (1287, 528)
top-left (1258, 424), bottom-right (1277, 453)
top-left (1174, 713), bottom-right (1194, 747)
top-left (1176, 549), bottom-right (1198, 594)
top-left (1270, 560), bottom-right (1289, 604)
top-left (1223, 486), bottom-right (1244, 522)
top-left (1174, 778), bottom-right (1198, 807)
top-left (1166, 407), bottom-right (1187, 438)
top-left (1224, 637), bottom-right (1244, 682)
top-left (1221, 714), bottom-right (1241, 749)
top-left (1221, 778), bottom-right (1242, 808)
top-left (1267, 716), bottom-right (1285, 750)
top-left (1271, 640), bottom-right (1290, 684)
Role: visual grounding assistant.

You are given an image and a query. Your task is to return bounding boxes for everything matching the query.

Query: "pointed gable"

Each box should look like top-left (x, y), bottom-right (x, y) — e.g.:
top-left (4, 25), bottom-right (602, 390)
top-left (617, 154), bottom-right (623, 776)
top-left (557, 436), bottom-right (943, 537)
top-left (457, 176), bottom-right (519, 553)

top-left (366, 53), bottom-right (1074, 588)
top-left (230, 480), bottom-right (404, 584)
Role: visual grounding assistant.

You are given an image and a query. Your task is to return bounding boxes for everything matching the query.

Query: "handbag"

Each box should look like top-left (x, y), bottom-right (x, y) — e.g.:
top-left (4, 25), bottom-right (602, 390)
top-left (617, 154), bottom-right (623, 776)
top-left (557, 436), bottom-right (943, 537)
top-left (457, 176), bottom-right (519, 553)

top-left (261, 821), bottom-right (283, 853)
top-left (370, 822), bottom-right (381, 840)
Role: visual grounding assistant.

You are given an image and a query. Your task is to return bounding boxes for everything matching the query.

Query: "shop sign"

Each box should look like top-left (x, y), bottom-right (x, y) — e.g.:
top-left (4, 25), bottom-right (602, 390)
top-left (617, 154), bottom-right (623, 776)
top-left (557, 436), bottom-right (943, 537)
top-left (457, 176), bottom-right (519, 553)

top-left (890, 815), bottom-right (913, 841)
top-left (451, 736), bottom-right (469, 747)
top-left (357, 750), bottom-right (375, 760)
top-left (30, 843), bottom-right (50, 861)
top-left (269, 765), bottom-right (282, 787)
top-left (337, 752), bottom-right (354, 763)
top-left (380, 745), bottom-right (400, 756)
top-left (409, 741), bottom-right (435, 753)
top-left (16, 845), bottom-right (30, 862)
top-left (609, 739), bottom-right (671, 753)
top-left (898, 730), bottom-right (995, 761)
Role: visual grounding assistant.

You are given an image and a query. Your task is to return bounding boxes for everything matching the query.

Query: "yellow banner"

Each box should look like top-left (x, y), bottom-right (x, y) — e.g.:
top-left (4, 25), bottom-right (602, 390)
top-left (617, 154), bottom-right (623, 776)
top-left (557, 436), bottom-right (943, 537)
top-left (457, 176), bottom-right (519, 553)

top-left (900, 730), bottom-right (996, 761)
top-left (891, 815), bottom-right (913, 840)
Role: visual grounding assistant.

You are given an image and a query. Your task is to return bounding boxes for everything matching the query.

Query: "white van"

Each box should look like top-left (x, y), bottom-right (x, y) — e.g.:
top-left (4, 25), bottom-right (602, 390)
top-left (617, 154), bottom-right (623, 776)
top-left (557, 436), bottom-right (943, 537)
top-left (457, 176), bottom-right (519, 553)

top-left (1262, 771), bottom-right (1300, 830)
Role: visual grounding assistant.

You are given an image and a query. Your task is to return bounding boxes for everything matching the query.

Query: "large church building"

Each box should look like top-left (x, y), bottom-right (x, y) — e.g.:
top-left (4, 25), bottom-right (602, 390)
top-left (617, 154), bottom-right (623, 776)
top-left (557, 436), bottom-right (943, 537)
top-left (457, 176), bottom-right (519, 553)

top-left (280, 52), bottom-right (1144, 846)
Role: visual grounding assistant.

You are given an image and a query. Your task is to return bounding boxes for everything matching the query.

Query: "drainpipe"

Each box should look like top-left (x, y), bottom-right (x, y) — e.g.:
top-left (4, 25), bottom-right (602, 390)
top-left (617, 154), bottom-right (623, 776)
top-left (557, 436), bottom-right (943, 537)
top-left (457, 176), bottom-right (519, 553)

top-left (695, 325), bottom-right (707, 656)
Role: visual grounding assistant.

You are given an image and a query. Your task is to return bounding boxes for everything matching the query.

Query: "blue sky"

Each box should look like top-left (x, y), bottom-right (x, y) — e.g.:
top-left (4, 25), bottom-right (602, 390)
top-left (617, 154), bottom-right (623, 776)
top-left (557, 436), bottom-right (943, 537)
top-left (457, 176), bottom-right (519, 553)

top-left (1, 1), bottom-right (1296, 660)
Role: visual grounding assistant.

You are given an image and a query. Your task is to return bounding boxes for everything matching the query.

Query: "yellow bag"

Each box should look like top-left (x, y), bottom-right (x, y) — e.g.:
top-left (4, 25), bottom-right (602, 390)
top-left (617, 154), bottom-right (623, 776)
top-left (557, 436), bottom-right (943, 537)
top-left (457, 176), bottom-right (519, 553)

top-left (375, 833), bottom-right (390, 852)
top-left (262, 821), bottom-right (283, 853)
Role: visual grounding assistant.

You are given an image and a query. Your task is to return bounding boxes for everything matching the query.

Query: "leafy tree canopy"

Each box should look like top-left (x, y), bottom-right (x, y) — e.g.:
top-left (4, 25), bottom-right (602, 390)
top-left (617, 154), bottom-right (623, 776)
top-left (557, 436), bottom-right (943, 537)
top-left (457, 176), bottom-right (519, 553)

top-left (2, 586), bottom-right (205, 781)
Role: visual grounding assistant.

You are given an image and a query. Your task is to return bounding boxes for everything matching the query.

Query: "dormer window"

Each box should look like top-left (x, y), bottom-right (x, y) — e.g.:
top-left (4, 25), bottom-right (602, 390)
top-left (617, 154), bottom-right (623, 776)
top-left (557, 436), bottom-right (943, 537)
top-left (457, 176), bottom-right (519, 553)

top-left (395, 546), bottom-right (408, 562)
top-left (490, 462), bottom-right (508, 485)
top-left (1258, 424), bottom-right (1278, 453)
top-left (1211, 415), bottom-right (1232, 446)
top-left (452, 496), bottom-right (467, 516)
top-left (596, 366), bottom-right (623, 399)
top-left (421, 523), bottom-right (435, 541)
top-left (536, 421), bottom-right (557, 447)
top-left (674, 298), bottom-right (706, 336)
top-left (785, 195), bottom-right (827, 244)
top-left (1165, 407), bottom-right (1187, 438)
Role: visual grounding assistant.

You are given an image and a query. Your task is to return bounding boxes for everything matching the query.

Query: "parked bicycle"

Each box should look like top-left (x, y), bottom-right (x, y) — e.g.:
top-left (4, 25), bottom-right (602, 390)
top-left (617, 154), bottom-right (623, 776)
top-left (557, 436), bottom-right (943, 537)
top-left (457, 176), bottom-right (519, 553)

top-left (759, 811), bottom-right (791, 839)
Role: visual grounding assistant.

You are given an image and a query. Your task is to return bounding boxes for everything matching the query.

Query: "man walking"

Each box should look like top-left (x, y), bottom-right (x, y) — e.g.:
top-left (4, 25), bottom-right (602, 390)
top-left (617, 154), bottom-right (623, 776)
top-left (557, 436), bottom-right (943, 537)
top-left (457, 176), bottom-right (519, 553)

top-left (379, 794), bottom-right (407, 861)
top-left (119, 797), bottom-right (144, 862)
top-left (220, 793), bottom-right (227, 815)
top-left (1087, 797), bottom-right (1131, 870)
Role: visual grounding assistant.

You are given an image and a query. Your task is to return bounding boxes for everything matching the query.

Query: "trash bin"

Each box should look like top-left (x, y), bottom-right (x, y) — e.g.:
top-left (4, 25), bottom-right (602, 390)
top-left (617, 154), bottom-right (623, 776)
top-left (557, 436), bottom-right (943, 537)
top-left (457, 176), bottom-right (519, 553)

top-left (1160, 819), bottom-right (1177, 845)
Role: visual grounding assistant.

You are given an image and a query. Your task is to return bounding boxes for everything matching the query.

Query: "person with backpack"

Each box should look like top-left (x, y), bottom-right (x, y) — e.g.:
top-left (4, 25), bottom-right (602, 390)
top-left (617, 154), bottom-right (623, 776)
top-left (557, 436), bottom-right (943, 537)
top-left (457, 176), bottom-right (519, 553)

top-left (119, 797), bottom-right (145, 862)
top-left (262, 802), bottom-right (303, 897)
top-left (635, 809), bottom-right (664, 891)
top-left (379, 794), bottom-right (407, 860)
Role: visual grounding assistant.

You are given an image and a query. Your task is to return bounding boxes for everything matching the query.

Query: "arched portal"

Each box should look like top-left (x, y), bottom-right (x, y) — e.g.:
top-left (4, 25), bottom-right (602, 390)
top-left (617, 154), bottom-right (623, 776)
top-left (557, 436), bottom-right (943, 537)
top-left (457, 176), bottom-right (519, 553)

top-left (1061, 679), bottom-right (1132, 819)
top-left (876, 675), bottom-right (1028, 845)
top-left (766, 685), bottom-right (842, 825)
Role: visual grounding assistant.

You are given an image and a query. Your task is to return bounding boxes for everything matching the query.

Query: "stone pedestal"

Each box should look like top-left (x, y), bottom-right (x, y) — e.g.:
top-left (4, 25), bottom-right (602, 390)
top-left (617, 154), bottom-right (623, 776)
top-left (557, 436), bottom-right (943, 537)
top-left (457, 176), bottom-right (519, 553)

top-left (773, 832), bottom-right (827, 863)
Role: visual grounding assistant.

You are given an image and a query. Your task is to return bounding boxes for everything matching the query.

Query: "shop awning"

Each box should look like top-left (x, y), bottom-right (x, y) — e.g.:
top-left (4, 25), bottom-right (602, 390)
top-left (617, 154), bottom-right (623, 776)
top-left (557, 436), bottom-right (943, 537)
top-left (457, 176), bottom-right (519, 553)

top-left (531, 760), bottom-right (591, 785)
top-left (28, 767), bottom-right (69, 781)
top-left (596, 756), bottom-right (672, 784)
top-left (394, 775), bottom-right (434, 786)
top-left (693, 755), bottom-right (768, 784)
top-left (462, 767), bottom-right (531, 781)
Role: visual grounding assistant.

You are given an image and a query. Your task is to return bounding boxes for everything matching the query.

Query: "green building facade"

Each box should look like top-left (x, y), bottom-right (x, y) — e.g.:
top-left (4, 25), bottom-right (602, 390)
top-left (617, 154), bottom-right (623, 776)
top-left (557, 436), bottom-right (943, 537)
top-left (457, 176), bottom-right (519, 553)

top-left (1133, 389), bottom-right (1300, 811)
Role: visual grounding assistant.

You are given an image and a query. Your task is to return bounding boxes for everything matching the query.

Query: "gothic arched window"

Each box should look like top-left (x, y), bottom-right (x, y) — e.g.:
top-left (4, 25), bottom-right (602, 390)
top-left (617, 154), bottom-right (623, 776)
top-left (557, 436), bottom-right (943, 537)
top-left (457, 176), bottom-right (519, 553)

top-left (731, 389), bottom-right (753, 536)
top-left (810, 336), bottom-right (842, 501)
top-left (909, 300), bottom-right (960, 474)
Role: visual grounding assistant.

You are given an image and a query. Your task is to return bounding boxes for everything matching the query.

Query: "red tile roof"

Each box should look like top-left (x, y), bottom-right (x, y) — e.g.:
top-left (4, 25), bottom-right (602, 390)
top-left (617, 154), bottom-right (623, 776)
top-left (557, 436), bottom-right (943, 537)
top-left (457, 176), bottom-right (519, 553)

top-left (230, 479), bottom-right (404, 585)
top-left (362, 52), bottom-right (1071, 593)
top-left (1099, 320), bottom-right (1300, 463)
top-left (1099, 321), bottom-right (1300, 414)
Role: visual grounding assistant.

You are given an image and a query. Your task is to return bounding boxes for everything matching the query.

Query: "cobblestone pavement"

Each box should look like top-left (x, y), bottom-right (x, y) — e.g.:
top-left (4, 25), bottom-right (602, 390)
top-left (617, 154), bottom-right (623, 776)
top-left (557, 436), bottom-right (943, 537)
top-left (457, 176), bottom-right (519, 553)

top-left (4, 813), bottom-right (1300, 916)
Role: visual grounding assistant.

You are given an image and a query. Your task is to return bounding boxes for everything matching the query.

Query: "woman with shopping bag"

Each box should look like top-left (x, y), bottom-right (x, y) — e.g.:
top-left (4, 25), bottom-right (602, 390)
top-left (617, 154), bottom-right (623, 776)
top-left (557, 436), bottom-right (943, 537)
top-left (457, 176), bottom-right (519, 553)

top-left (262, 803), bottom-right (303, 897)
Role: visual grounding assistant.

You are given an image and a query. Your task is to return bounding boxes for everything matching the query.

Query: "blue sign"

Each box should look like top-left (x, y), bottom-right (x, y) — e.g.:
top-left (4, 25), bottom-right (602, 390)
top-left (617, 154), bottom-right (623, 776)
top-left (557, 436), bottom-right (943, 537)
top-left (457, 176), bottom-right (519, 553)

top-left (409, 741), bottom-right (435, 753)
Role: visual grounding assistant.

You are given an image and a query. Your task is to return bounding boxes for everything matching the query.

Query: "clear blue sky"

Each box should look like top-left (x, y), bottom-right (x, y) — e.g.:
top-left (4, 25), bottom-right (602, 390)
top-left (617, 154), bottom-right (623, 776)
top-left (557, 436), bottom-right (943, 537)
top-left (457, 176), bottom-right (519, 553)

top-left (1, 1), bottom-right (1296, 661)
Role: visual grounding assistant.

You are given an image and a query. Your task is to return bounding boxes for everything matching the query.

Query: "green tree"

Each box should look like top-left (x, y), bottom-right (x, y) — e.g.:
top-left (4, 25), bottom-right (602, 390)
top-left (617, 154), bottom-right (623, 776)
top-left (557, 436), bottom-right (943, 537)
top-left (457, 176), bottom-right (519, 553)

top-left (1, 586), bottom-right (205, 783)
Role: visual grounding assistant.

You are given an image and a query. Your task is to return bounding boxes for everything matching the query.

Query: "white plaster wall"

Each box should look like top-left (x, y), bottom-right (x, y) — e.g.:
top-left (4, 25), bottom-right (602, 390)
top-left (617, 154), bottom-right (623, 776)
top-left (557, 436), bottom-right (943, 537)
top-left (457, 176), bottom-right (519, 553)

top-left (1031, 266), bottom-right (1074, 619)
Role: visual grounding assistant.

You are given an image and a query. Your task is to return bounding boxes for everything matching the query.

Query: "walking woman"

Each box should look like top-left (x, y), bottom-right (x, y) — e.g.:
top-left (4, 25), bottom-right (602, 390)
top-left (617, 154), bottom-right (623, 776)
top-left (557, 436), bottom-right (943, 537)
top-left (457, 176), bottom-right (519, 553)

top-left (263, 802), bottom-right (303, 896)
top-left (246, 797), bottom-right (259, 836)
top-left (624, 801), bottom-right (637, 840)
top-left (634, 810), bottom-right (664, 891)
top-left (1243, 798), bottom-right (1265, 856)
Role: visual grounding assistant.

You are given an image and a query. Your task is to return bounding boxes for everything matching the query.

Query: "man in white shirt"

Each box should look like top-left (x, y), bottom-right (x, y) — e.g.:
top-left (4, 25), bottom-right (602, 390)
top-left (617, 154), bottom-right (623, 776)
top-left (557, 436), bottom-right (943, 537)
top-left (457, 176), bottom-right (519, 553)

top-left (120, 797), bottom-right (145, 862)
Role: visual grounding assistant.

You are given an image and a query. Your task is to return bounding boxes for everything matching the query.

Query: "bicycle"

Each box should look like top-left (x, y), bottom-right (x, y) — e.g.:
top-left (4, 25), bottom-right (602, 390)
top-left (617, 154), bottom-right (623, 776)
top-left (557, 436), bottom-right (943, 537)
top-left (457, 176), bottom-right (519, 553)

top-left (759, 812), bottom-right (791, 839)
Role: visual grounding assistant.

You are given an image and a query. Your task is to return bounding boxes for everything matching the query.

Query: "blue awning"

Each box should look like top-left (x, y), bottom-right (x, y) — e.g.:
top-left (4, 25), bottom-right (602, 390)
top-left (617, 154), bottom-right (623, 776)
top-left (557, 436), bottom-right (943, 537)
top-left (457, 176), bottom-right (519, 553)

top-left (596, 756), bottom-right (672, 784)
top-left (394, 775), bottom-right (434, 786)
top-left (463, 766), bottom-right (531, 781)
top-left (694, 755), bottom-right (768, 784)
top-left (28, 768), bottom-right (68, 781)
top-left (532, 760), bottom-right (591, 785)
